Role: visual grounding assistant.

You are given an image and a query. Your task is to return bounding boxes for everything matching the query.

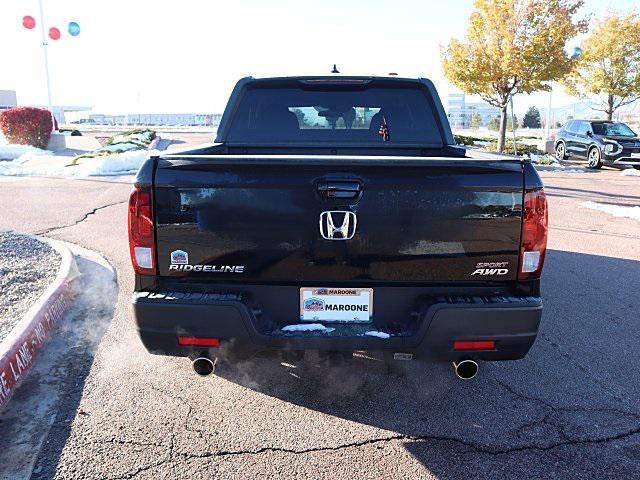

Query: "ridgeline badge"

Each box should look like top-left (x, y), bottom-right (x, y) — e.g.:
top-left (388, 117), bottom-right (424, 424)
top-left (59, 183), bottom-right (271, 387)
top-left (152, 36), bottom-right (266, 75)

top-left (169, 249), bottom-right (244, 273)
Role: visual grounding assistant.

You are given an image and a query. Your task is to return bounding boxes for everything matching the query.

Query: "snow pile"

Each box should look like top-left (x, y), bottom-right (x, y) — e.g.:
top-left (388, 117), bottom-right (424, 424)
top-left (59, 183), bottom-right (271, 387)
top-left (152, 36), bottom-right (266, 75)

top-left (580, 201), bottom-right (640, 221)
top-left (364, 331), bottom-right (390, 339)
top-left (0, 144), bottom-right (49, 161)
top-left (99, 142), bottom-right (145, 153)
top-left (281, 323), bottom-right (335, 333)
top-left (621, 169), bottom-right (640, 177)
top-left (111, 130), bottom-right (155, 145)
top-left (529, 154), bottom-right (587, 173)
top-left (0, 147), bottom-right (151, 177)
top-left (542, 167), bottom-right (587, 173)
top-left (70, 129), bottom-right (156, 165)
top-left (69, 149), bottom-right (151, 176)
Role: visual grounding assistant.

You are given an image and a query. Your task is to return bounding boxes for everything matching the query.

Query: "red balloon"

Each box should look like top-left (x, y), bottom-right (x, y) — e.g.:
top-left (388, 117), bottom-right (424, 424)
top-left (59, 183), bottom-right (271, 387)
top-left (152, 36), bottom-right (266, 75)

top-left (48, 27), bottom-right (61, 40)
top-left (22, 15), bottom-right (36, 29)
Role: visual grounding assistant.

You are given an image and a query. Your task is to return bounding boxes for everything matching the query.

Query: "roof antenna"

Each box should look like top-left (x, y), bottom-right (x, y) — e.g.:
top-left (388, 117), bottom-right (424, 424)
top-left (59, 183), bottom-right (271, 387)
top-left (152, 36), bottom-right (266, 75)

top-left (331, 64), bottom-right (340, 74)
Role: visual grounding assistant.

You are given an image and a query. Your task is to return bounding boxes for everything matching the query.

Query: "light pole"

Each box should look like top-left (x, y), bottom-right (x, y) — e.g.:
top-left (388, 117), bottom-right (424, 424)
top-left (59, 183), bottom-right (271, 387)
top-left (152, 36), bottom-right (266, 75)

top-left (37, 0), bottom-right (54, 124)
top-left (22, 4), bottom-right (81, 130)
top-left (509, 94), bottom-right (517, 155)
top-left (545, 85), bottom-right (553, 139)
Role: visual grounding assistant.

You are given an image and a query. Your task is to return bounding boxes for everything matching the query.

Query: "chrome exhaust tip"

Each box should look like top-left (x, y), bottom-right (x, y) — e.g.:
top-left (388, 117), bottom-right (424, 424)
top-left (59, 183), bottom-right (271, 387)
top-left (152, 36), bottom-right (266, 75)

top-left (453, 359), bottom-right (478, 380)
top-left (192, 356), bottom-right (215, 376)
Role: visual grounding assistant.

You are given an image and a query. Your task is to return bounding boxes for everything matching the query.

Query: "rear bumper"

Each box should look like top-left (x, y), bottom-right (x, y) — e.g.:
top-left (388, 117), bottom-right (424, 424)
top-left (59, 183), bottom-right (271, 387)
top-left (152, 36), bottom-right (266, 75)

top-left (133, 290), bottom-right (542, 362)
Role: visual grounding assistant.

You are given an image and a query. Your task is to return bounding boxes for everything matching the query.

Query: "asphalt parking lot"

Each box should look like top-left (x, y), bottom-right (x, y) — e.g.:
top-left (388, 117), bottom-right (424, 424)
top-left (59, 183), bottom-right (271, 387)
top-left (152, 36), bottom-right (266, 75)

top-left (0, 164), bottom-right (639, 479)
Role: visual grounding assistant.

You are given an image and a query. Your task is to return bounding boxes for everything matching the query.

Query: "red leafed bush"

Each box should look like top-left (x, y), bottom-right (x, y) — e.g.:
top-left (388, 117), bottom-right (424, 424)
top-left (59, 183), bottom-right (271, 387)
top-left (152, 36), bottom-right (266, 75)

top-left (0, 107), bottom-right (53, 149)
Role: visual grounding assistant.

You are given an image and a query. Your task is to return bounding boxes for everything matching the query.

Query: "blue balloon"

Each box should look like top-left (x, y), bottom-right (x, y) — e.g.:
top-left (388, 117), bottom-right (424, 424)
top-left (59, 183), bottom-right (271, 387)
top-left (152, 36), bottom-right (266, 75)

top-left (68, 21), bottom-right (80, 36)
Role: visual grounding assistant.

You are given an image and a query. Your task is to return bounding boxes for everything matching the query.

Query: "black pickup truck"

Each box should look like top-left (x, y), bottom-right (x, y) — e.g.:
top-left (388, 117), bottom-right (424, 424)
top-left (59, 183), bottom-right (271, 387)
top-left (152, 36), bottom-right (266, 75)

top-left (130, 76), bottom-right (547, 379)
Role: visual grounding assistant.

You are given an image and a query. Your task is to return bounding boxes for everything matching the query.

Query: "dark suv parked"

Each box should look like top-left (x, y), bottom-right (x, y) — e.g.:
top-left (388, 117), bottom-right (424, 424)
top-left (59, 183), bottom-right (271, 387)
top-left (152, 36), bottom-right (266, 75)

top-left (554, 120), bottom-right (640, 169)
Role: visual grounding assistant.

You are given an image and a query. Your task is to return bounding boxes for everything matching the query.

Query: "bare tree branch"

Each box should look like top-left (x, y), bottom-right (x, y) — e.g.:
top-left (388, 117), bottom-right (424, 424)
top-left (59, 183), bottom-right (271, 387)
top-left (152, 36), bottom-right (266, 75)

top-left (617, 95), bottom-right (640, 108)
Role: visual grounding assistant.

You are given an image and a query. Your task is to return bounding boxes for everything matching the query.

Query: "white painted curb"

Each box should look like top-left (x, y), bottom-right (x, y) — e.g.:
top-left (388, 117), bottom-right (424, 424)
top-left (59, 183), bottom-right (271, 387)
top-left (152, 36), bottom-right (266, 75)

top-left (0, 237), bottom-right (79, 410)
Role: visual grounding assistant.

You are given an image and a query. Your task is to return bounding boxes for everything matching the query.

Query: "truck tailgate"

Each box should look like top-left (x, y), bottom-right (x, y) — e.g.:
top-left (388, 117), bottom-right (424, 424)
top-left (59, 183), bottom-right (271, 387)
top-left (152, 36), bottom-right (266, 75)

top-left (153, 156), bottom-right (523, 284)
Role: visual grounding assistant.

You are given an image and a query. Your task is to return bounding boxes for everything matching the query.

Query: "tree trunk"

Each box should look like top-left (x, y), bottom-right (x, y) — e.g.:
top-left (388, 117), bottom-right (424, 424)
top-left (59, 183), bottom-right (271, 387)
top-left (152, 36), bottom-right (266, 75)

top-left (497, 106), bottom-right (508, 153)
top-left (606, 95), bottom-right (614, 121)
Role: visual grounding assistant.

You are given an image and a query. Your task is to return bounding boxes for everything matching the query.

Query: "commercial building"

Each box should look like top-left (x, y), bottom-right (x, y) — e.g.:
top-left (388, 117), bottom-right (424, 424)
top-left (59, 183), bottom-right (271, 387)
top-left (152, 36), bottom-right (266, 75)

top-left (446, 93), bottom-right (501, 128)
top-left (0, 90), bottom-right (18, 110)
top-left (1, 90), bottom-right (91, 124)
top-left (87, 113), bottom-right (223, 127)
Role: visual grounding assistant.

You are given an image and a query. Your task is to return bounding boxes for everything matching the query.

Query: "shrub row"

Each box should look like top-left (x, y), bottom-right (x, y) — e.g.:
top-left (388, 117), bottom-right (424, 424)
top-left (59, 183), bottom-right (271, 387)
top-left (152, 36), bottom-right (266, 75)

top-left (0, 107), bottom-right (53, 149)
top-left (485, 140), bottom-right (542, 156)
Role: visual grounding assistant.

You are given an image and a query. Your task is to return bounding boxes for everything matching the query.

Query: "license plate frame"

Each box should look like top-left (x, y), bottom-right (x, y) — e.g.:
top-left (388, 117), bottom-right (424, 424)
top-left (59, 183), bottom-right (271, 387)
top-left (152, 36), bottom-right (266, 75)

top-left (299, 287), bottom-right (373, 323)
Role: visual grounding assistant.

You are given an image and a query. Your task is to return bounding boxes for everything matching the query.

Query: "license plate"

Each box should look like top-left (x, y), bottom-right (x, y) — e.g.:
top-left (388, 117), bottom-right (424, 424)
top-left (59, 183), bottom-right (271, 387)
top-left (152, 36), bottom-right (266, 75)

top-left (631, 153), bottom-right (640, 158)
top-left (300, 287), bottom-right (373, 323)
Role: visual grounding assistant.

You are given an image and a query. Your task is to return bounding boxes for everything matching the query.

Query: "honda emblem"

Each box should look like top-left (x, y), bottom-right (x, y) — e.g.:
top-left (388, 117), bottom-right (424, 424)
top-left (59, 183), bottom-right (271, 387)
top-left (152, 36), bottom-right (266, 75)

top-left (319, 211), bottom-right (357, 240)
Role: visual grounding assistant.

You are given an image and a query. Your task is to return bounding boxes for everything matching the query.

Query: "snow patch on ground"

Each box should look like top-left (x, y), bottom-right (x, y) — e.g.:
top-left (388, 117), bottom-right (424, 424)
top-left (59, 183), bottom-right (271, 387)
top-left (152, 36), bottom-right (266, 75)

top-left (0, 144), bottom-right (50, 160)
top-left (529, 155), bottom-right (588, 173)
top-left (0, 146), bottom-right (151, 177)
top-left (99, 142), bottom-right (145, 153)
top-left (542, 167), bottom-right (588, 173)
top-left (529, 153), bottom-right (556, 164)
top-left (580, 201), bottom-right (640, 221)
top-left (281, 323), bottom-right (335, 333)
top-left (621, 169), bottom-right (640, 177)
top-left (535, 163), bottom-right (587, 173)
top-left (364, 331), bottom-right (391, 339)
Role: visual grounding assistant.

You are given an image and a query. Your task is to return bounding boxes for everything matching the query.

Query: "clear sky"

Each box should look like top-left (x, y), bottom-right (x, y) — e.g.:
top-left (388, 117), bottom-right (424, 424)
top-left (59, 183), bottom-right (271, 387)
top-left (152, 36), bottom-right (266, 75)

top-left (0, 0), bottom-right (636, 116)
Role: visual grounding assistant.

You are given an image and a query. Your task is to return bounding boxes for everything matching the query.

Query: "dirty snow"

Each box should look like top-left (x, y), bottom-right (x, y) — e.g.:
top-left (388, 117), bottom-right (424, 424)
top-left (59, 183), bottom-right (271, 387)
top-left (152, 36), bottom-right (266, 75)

top-left (621, 169), bottom-right (640, 177)
top-left (0, 147), bottom-right (151, 177)
top-left (281, 323), bottom-right (335, 333)
top-left (580, 201), bottom-right (640, 221)
top-left (364, 331), bottom-right (391, 339)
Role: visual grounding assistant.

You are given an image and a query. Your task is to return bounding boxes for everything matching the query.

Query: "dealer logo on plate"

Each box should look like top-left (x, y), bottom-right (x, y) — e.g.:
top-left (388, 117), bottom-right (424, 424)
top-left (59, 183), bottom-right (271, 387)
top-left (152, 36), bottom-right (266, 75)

top-left (304, 297), bottom-right (325, 311)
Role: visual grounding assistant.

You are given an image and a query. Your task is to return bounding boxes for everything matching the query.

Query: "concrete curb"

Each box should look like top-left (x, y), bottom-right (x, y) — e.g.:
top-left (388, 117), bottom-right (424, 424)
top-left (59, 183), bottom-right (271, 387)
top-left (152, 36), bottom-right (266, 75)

top-left (0, 237), bottom-right (79, 410)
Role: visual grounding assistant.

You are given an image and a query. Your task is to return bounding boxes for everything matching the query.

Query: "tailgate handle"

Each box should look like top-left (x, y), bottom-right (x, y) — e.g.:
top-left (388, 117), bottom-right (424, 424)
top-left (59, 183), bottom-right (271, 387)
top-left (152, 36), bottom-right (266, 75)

top-left (317, 181), bottom-right (362, 199)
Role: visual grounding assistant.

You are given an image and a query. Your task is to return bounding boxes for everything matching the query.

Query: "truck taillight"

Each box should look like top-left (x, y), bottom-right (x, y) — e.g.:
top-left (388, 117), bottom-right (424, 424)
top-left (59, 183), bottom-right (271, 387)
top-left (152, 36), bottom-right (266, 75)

top-left (128, 185), bottom-right (156, 275)
top-left (519, 188), bottom-right (548, 280)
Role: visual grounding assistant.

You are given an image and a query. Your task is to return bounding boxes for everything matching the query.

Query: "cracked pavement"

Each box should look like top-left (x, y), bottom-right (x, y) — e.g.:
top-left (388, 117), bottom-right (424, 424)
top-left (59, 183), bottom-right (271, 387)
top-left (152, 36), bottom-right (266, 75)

top-left (0, 168), bottom-right (639, 479)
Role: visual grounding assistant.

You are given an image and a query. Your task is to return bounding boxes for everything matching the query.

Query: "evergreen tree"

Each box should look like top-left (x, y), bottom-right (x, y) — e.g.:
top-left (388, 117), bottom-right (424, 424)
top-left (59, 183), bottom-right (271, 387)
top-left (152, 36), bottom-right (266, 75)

top-left (469, 111), bottom-right (483, 128)
top-left (488, 116), bottom-right (500, 131)
top-left (522, 106), bottom-right (542, 128)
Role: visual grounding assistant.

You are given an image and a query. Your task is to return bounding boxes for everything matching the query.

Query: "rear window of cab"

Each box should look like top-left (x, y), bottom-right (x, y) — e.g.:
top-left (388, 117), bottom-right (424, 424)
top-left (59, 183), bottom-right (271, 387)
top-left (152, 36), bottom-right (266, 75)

top-left (225, 83), bottom-right (444, 146)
